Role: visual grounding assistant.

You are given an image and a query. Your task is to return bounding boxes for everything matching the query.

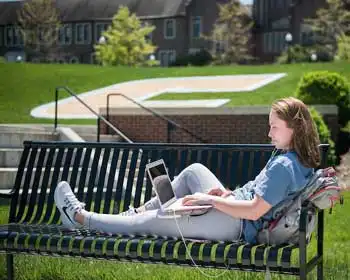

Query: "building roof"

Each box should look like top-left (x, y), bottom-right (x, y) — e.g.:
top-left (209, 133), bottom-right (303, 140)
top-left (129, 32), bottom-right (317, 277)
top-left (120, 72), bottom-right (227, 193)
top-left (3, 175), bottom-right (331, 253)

top-left (0, 1), bottom-right (22, 25)
top-left (0, 0), bottom-right (191, 25)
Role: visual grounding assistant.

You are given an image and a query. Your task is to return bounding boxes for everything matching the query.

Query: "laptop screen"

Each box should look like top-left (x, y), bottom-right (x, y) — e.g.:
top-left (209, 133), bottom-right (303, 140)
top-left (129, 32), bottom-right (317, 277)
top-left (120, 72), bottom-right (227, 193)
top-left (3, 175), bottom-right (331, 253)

top-left (148, 162), bottom-right (175, 205)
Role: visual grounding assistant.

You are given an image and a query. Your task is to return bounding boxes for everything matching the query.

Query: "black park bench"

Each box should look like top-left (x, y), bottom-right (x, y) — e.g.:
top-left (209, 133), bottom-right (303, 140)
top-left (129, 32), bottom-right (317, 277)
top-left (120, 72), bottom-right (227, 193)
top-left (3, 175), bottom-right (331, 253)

top-left (0, 141), bottom-right (330, 280)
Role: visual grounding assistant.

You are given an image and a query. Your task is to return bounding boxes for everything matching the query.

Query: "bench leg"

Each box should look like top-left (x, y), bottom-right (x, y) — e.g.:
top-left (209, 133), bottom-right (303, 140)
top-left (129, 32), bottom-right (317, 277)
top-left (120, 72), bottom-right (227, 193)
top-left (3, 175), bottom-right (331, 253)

top-left (7, 253), bottom-right (14, 280)
top-left (317, 260), bottom-right (323, 280)
top-left (317, 210), bottom-right (324, 280)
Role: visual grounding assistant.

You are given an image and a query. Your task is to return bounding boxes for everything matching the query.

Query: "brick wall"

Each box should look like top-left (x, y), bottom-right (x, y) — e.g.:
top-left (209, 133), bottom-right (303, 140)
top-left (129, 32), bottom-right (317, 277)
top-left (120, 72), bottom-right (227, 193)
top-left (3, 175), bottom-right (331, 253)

top-left (100, 107), bottom-right (338, 144)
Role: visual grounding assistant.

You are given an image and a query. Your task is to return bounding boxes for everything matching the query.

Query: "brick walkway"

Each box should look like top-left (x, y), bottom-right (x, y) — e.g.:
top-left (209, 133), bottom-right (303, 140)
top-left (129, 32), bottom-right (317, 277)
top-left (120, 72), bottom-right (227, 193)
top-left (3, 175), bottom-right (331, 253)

top-left (30, 73), bottom-right (286, 119)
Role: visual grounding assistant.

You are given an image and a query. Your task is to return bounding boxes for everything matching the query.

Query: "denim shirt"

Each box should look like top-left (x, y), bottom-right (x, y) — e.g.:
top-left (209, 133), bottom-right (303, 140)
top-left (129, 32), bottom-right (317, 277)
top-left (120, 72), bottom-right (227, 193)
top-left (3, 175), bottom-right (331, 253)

top-left (232, 151), bottom-right (313, 244)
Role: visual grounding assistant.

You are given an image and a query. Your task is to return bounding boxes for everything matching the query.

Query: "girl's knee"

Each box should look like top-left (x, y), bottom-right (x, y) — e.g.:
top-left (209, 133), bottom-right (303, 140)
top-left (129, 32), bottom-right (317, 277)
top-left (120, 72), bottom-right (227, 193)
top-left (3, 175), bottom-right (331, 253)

top-left (187, 163), bottom-right (208, 173)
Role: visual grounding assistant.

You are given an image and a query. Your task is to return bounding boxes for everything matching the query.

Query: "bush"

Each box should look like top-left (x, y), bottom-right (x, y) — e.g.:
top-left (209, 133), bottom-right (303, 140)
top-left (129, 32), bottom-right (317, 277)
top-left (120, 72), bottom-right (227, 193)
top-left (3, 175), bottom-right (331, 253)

top-left (0, 56), bottom-right (5, 63)
top-left (309, 107), bottom-right (337, 166)
top-left (170, 49), bottom-right (212, 67)
top-left (276, 44), bottom-right (333, 64)
top-left (295, 71), bottom-right (350, 128)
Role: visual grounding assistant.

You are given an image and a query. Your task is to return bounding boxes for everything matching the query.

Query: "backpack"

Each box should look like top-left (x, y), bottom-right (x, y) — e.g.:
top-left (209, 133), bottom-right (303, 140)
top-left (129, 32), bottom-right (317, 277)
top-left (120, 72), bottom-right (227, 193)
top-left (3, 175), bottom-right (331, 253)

top-left (257, 167), bottom-right (343, 246)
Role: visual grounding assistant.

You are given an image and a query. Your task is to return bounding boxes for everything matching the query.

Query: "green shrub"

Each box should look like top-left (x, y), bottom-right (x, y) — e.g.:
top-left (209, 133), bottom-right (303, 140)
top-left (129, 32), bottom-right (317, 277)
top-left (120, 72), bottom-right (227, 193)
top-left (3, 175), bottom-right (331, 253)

top-left (309, 107), bottom-right (337, 166)
top-left (170, 49), bottom-right (212, 67)
top-left (295, 71), bottom-right (350, 128)
top-left (276, 44), bottom-right (333, 64)
top-left (0, 56), bottom-right (5, 63)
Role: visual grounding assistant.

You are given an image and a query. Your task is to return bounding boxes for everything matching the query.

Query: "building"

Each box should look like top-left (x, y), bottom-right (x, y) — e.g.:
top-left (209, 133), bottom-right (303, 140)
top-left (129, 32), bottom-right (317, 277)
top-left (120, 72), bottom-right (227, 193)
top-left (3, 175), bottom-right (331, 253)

top-left (0, 0), bottom-right (238, 66)
top-left (252, 0), bottom-right (326, 62)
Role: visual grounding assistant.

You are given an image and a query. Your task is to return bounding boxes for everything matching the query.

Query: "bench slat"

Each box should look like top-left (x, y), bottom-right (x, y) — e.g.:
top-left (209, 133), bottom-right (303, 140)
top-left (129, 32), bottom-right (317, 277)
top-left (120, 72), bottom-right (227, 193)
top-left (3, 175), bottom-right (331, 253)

top-left (94, 148), bottom-right (112, 213)
top-left (242, 244), bottom-right (254, 266)
top-left (123, 149), bottom-right (139, 211)
top-left (85, 147), bottom-right (102, 210)
top-left (281, 244), bottom-right (297, 269)
top-left (23, 148), bottom-right (47, 223)
top-left (32, 148), bottom-right (55, 224)
top-left (116, 149), bottom-right (131, 212)
top-left (229, 151), bottom-right (241, 189)
top-left (69, 147), bottom-right (84, 193)
top-left (17, 147), bottom-right (38, 222)
top-left (133, 150), bottom-right (149, 209)
top-left (42, 148), bottom-right (65, 224)
top-left (76, 147), bottom-right (93, 202)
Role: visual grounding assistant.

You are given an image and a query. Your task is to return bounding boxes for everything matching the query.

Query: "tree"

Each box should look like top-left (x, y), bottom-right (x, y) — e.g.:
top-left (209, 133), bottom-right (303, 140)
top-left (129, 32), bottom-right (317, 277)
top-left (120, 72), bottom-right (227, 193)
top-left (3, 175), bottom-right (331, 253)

top-left (208, 0), bottom-right (253, 64)
top-left (17, 0), bottom-right (61, 62)
top-left (94, 6), bottom-right (158, 66)
top-left (304, 0), bottom-right (350, 51)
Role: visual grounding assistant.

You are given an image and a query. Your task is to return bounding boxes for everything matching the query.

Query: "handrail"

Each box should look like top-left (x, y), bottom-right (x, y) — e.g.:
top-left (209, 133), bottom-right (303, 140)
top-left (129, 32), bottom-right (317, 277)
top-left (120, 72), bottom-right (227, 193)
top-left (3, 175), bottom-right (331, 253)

top-left (54, 86), bottom-right (133, 143)
top-left (106, 93), bottom-right (208, 143)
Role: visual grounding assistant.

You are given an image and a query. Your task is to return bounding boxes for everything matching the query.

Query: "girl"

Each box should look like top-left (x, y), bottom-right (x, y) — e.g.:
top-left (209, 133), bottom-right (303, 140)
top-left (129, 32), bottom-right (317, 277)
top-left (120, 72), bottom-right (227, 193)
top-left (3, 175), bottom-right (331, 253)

top-left (54, 97), bottom-right (320, 244)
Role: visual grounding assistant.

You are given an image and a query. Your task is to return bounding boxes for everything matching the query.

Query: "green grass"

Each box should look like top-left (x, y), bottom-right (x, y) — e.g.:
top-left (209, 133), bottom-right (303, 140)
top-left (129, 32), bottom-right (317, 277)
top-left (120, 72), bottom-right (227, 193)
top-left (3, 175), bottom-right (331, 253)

top-left (148, 62), bottom-right (350, 106)
top-left (1, 61), bottom-right (350, 124)
top-left (1, 192), bottom-right (350, 280)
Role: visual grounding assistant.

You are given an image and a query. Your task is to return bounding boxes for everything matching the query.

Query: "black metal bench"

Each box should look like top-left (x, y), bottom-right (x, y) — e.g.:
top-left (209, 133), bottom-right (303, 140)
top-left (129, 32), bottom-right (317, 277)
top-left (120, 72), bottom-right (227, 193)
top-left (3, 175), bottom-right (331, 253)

top-left (0, 141), bottom-right (330, 280)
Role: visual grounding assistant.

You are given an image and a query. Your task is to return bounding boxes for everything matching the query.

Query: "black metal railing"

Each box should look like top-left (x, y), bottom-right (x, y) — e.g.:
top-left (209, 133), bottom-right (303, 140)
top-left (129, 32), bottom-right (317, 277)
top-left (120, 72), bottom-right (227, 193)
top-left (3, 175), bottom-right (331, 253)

top-left (54, 86), bottom-right (133, 143)
top-left (106, 93), bottom-right (208, 143)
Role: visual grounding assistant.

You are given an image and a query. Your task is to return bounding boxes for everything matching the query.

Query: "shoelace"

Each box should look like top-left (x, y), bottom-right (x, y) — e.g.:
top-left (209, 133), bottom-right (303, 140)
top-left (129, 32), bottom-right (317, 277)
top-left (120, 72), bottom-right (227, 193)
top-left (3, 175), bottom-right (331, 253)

top-left (64, 193), bottom-right (85, 211)
top-left (119, 206), bottom-right (137, 216)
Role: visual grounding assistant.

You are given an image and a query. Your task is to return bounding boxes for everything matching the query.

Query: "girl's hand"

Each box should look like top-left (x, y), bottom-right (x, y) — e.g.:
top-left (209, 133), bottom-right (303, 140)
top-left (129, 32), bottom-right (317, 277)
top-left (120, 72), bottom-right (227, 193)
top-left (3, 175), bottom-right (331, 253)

top-left (182, 193), bottom-right (214, 206)
top-left (207, 187), bottom-right (232, 198)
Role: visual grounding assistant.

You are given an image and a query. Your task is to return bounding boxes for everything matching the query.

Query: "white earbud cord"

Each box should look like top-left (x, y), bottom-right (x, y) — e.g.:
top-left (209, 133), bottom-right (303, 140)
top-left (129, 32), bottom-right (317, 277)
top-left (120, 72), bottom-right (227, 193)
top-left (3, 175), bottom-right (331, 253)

top-left (172, 209), bottom-right (242, 278)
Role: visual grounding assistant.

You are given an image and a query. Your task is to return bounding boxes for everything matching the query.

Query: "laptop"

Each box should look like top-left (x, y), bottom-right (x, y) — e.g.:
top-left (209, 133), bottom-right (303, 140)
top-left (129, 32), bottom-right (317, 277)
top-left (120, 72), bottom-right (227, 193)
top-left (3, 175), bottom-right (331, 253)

top-left (146, 159), bottom-right (213, 215)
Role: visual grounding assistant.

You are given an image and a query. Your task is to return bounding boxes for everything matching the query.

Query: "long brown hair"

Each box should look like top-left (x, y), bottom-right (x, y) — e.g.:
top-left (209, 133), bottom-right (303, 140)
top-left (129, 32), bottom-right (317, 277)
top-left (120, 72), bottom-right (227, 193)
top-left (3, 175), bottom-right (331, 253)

top-left (271, 97), bottom-right (320, 168)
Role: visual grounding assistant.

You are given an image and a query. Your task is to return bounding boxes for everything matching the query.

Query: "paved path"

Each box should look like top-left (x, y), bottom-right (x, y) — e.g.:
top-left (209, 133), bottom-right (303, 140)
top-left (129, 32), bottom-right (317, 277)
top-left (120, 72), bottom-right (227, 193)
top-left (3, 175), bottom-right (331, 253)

top-left (31, 73), bottom-right (286, 119)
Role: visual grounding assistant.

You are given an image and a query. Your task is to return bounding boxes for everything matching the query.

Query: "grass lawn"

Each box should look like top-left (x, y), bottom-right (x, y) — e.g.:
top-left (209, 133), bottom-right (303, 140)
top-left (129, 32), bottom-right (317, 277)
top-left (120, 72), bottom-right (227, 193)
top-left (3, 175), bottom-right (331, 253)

top-left (0, 192), bottom-right (350, 280)
top-left (148, 62), bottom-right (350, 106)
top-left (0, 61), bottom-right (350, 124)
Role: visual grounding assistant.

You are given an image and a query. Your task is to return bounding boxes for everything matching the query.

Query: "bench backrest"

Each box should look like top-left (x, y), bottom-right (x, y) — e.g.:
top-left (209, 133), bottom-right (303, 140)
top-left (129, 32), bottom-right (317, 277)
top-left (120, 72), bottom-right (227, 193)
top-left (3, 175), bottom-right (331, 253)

top-left (8, 141), bottom-right (329, 225)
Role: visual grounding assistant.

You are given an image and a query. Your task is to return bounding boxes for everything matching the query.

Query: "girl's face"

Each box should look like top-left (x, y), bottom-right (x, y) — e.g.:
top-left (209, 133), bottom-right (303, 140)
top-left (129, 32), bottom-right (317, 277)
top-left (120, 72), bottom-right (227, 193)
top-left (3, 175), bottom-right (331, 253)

top-left (268, 110), bottom-right (294, 150)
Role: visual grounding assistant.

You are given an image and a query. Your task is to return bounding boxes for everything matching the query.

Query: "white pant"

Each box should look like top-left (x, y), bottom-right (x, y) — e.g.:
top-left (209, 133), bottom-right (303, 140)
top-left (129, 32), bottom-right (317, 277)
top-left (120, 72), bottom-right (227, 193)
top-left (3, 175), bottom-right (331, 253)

top-left (84, 163), bottom-right (242, 241)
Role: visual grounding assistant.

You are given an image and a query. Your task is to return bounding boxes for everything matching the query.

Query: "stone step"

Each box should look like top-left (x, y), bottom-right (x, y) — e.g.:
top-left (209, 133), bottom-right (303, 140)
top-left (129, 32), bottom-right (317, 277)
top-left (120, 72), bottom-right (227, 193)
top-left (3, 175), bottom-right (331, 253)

top-left (0, 131), bottom-right (59, 148)
top-left (0, 148), bottom-right (23, 167)
top-left (0, 124), bottom-right (96, 134)
top-left (80, 133), bottom-right (123, 142)
top-left (0, 167), bottom-right (147, 190)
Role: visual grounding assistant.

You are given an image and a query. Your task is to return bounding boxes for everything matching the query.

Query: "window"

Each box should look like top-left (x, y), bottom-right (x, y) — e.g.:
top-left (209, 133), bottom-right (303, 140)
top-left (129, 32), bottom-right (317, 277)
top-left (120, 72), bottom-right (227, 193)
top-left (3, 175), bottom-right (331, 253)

top-left (191, 16), bottom-right (201, 38)
top-left (5, 26), bottom-right (23, 47)
top-left (95, 23), bottom-right (109, 43)
top-left (258, 0), bottom-right (264, 26)
top-left (140, 21), bottom-right (153, 42)
top-left (300, 24), bottom-right (314, 46)
top-left (76, 23), bottom-right (91, 44)
top-left (263, 33), bottom-right (269, 53)
top-left (158, 50), bottom-right (176, 66)
top-left (271, 17), bottom-right (290, 30)
top-left (164, 19), bottom-right (176, 39)
top-left (59, 24), bottom-right (72, 45)
top-left (264, 0), bottom-right (269, 25)
top-left (212, 28), bottom-right (227, 54)
top-left (263, 32), bottom-right (286, 53)
top-left (188, 48), bottom-right (200, 55)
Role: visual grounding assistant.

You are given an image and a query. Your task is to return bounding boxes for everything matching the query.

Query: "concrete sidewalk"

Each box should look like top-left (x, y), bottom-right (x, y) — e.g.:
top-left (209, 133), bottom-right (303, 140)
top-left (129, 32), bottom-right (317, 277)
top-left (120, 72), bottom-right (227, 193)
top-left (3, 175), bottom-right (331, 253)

top-left (31, 73), bottom-right (286, 119)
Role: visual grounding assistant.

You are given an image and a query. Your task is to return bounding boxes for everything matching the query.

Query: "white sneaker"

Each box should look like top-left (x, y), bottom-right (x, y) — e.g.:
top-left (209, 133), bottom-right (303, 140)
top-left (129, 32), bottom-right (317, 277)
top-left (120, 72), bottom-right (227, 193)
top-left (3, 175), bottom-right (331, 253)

top-left (119, 206), bottom-right (138, 216)
top-left (54, 181), bottom-right (85, 230)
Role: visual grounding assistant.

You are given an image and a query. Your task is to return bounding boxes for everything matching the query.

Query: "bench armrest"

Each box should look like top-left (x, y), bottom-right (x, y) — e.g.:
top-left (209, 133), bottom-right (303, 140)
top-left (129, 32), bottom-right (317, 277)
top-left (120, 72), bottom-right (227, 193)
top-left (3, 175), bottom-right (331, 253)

top-left (0, 189), bottom-right (16, 199)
